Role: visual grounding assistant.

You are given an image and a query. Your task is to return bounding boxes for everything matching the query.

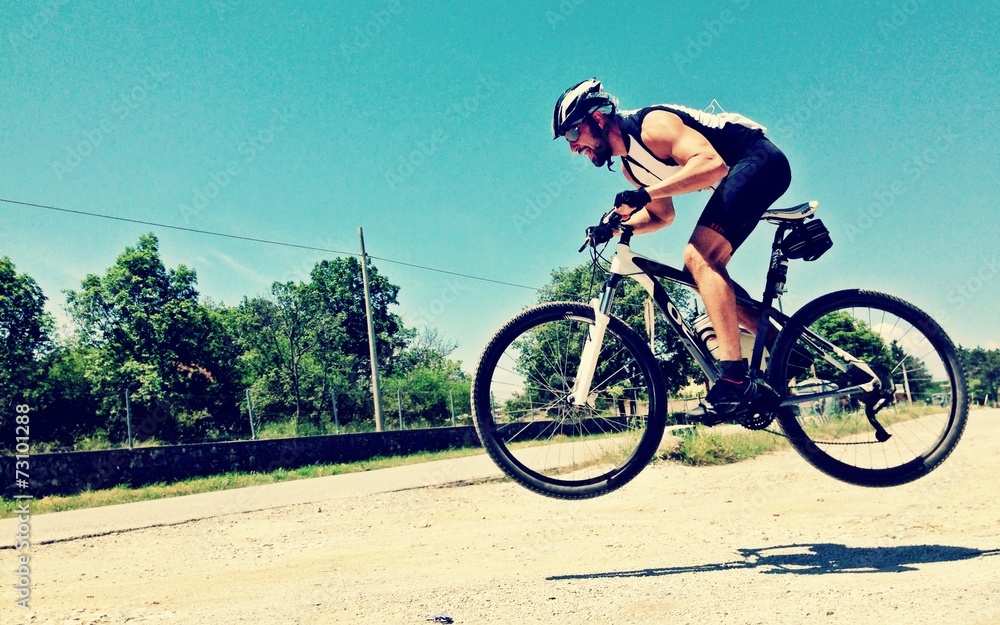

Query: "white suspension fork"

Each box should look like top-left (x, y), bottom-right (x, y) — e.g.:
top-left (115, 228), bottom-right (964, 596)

top-left (568, 242), bottom-right (656, 407)
top-left (570, 297), bottom-right (610, 406)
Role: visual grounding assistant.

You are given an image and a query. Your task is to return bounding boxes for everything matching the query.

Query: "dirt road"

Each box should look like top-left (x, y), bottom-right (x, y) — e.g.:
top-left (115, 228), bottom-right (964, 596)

top-left (6, 410), bottom-right (999, 625)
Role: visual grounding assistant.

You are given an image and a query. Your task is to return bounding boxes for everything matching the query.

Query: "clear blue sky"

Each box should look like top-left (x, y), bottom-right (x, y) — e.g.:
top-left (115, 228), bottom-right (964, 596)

top-left (2, 0), bottom-right (998, 371)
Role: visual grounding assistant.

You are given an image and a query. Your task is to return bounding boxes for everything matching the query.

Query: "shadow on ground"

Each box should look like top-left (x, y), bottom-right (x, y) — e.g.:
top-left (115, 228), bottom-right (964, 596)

top-left (548, 543), bottom-right (1000, 580)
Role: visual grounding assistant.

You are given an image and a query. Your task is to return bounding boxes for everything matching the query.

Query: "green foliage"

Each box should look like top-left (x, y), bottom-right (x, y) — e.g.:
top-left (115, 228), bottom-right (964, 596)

top-left (960, 346), bottom-right (1000, 403)
top-left (311, 258), bottom-right (409, 376)
top-left (31, 340), bottom-right (103, 446)
top-left (9, 238), bottom-right (772, 451)
top-left (383, 329), bottom-right (471, 428)
top-left (233, 256), bottom-right (411, 434)
top-left (310, 257), bottom-right (410, 425)
top-left (63, 234), bottom-right (243, 444)
top-left (233, 282), bottom-right (329, 431)
top-left (664, 427), bottom-right (788, 465)
top-left (807, 312), bottom-right (894, 379)
top-left (0, 256), bottom-right (53, 439)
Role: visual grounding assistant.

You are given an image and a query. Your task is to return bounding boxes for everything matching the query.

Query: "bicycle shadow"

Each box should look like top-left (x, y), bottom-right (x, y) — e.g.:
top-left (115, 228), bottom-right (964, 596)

top-left (547, 543), bottom-right (1000, 580)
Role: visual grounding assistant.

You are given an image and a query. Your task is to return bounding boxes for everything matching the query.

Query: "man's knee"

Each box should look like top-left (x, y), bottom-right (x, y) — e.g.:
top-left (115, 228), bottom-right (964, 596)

top-left (683, 243), bottom-right (707, 274)
top-left (684, 247), bottom-right (725, 282)
top-left (686, 234), bottom-right (732, 272)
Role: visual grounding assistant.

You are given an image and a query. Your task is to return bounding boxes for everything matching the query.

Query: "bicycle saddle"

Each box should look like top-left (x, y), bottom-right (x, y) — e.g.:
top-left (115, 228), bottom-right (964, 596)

top-left (762, 200), bottom-right (819, 222)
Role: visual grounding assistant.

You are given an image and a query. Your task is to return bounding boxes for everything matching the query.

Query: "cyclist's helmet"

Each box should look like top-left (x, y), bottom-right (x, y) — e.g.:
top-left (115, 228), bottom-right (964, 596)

top-left (552, 78), bottom-right (618, 139)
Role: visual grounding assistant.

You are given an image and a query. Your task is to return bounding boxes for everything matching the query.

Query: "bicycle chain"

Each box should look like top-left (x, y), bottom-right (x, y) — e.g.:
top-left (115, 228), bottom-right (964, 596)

top-left (758, 425), bottom-right (890, 446)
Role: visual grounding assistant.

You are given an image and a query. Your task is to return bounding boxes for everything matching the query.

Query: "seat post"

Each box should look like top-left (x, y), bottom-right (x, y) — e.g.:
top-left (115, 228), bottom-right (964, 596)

top-left (763, 224), bottom-right (790, 303)
top-left (748, 225), bottom-right (790, 375)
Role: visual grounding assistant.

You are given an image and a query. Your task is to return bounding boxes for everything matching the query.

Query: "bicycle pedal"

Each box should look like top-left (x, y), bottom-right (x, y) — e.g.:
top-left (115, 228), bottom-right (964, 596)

top-left (686, 404), bottom-right (739, 427)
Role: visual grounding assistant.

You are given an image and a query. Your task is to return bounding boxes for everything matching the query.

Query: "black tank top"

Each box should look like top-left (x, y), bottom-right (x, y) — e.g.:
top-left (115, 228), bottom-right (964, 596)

top-left (617, 104), bottom-right (767, 188)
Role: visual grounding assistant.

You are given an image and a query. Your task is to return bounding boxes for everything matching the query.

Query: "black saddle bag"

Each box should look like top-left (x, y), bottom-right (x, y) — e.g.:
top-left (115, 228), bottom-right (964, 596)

top-left (781, 219), bottom-right (832, 261)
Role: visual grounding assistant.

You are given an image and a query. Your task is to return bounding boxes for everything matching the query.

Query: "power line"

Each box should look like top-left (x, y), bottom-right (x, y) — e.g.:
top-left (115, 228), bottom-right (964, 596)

top-left (0, 197), bottom-right (358, 256)
top-left (0, 197), bottom-right (540, 291)
top-left (369, 255), bottom-right (537, 290)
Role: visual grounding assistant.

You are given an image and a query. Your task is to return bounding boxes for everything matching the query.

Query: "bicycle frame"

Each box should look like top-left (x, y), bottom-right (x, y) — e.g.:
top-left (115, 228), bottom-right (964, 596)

top-left (569, 222), bottom-right (881, 409)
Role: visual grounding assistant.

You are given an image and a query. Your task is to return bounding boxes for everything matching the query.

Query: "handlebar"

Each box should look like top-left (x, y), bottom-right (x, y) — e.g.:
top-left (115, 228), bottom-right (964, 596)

top-left (579, 210), bottom-right (632, 252)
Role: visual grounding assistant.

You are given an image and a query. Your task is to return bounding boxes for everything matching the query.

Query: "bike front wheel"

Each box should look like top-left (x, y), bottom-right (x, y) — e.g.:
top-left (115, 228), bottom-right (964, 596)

top-left (471, 301), bottom-right (667, 499)
top-left (769, 289), bottom-right (968, 486)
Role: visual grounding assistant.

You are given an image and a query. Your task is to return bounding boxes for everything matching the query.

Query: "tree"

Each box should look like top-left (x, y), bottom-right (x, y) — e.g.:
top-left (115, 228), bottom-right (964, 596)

top-left (384, 328), bottom-right (471, 427)
top-left (960, 346), bottom-right (1000, 405)
top-left (806, 312), bottom-right (895, 382)
top-left (310, 258), bottom-right (409, 373)
top-left (64, 234), bottom-right (243, 443)
top-left (32, 339), bottom-right (104, 448)
top-left (0, 257), bottom-right (53, 445)
top-left (310, 258), bottom-right (410, 425)
top-left (233, 257), bottom-right (409, 432)
top-left (234, 282), bottom-right (333, 432)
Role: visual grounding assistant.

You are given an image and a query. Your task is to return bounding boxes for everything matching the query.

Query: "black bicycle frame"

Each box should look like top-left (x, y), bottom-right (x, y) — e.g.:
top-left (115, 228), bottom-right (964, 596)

top-left (596, 225), bottom-right (794, 385)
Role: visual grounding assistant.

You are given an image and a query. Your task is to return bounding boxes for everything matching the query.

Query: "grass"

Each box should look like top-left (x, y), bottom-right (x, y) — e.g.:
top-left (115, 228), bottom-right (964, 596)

top-left (663, 400), bottom-right (957, 466)
top-left (794, 402), bottom-right (948, 442)
top-left (663, 426), bottom-right (790, 466)
top-left (0, 446), bottom-right (485, 518)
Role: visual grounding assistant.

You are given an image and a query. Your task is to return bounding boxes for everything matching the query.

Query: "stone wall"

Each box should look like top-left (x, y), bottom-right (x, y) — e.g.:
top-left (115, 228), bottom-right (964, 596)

top-left (1, 426), bottom-right (481, 498)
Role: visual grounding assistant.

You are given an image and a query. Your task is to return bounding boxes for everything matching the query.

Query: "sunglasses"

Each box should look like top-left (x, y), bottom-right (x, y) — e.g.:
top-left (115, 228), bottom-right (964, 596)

top-left (564, 122), bottom-right (583, 142)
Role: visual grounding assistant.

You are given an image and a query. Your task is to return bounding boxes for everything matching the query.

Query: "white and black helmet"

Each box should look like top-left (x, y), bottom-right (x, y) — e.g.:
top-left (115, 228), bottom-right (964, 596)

top-left (551, 78), bottom-right (618, 139)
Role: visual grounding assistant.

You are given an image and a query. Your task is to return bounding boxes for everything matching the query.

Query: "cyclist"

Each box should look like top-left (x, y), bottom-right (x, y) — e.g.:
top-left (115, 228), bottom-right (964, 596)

top-left (552, 78), bottom-right (791, 420)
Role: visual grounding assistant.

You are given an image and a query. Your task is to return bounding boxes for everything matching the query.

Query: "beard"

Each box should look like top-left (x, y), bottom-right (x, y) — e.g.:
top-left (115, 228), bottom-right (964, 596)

top-left (588, 140), bottom-right (613, 168)
top-left (583, 117), bottom-right (614, 169)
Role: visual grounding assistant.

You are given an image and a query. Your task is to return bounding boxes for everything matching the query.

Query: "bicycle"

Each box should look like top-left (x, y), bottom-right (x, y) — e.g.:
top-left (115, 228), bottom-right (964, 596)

top-left (471, 201), bottom-right (968, 499)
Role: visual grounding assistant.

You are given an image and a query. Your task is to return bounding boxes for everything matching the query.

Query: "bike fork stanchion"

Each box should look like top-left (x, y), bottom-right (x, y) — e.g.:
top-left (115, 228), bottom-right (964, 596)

top-left (570, 297), bottom-right (610, 406)
top-left (570, 274), bottom-right (621, 406)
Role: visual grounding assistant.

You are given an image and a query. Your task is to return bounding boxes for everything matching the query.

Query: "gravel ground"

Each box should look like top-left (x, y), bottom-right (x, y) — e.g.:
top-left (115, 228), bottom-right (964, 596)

top-left (6, 409), bottom-right (999, 625)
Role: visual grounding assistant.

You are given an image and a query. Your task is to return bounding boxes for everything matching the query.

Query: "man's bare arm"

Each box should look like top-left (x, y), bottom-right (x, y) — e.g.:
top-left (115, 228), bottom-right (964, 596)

top-left (618, 162), bottom-right (675, 235)
top-left (640, 110), bottom-right (729, 198)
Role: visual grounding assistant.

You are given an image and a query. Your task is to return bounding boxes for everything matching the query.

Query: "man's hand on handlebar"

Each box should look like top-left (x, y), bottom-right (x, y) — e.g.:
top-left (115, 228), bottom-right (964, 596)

top-left (580, 187), bottom-right (652, 251)
top-left (613, 188), bottom-right (651, 221)
top-left (579, 210), bottom-right (625, 252)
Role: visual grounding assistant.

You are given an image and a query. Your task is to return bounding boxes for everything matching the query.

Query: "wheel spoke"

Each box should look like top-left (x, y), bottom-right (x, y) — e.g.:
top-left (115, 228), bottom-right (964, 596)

top-left (772, 291), bottom-right (967, 486)
top-left (473, 303), bottom-right (664, 498)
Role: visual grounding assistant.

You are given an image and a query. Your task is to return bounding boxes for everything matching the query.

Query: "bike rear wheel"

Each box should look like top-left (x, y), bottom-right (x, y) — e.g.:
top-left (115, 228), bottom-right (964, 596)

top-left (471, 301), bottom-right (666, 499)
top-left (769, 289), bottom-right (968, 486)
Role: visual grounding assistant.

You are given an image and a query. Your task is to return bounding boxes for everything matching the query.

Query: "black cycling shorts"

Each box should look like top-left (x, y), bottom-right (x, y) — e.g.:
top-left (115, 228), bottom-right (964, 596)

top-left (697, 137), bottom-right (792, 250)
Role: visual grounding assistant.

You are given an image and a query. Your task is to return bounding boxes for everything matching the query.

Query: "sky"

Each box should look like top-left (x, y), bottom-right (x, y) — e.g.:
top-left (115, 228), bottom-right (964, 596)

top-left (2, 0), bottom-right (998, 373)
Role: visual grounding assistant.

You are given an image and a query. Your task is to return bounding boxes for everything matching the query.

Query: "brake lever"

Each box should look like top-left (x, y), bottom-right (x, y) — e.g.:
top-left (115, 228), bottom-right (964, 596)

top-left (579, 210), bottom-right (625, 253)
top-left (602, 210), bottom-right (622, 228)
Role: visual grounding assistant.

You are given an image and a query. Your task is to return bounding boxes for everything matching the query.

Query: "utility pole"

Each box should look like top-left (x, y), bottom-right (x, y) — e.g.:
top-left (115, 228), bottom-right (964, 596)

top-left (125, 389), bottom-right (134, 449)
top-left (359, 228), bottom-right (385, 432)
top-left (246, 389), bottom-right (256, 440)
top-left (330, 388), bottom-right (340, 434)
